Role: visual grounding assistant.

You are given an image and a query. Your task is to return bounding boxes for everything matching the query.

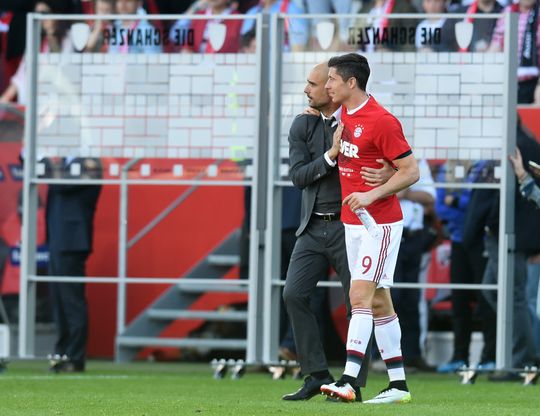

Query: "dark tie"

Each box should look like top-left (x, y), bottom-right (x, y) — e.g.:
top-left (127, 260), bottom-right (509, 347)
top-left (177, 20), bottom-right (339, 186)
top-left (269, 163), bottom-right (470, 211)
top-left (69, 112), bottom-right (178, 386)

top-left (325, 116), bottom-right (335, 129)
top-left (324, 116), bottom-right (336, 149)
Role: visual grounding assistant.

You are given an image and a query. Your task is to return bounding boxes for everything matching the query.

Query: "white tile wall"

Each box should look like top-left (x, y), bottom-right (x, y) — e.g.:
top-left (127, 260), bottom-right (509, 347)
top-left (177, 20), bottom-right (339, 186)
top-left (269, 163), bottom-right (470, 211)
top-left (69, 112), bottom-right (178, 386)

top-left (37, 51), bottom-right (506, 164)
top-left (279, 52), bottom-right (507, 165)
top-left (37, 52), bottom-right (258, 159)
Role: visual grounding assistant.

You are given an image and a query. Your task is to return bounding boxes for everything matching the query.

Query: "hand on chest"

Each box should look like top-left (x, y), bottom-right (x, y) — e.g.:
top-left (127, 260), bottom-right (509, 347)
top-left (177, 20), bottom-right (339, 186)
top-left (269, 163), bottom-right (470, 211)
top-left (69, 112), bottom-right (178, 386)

top-left (340, 123), bottom-right (376, 160)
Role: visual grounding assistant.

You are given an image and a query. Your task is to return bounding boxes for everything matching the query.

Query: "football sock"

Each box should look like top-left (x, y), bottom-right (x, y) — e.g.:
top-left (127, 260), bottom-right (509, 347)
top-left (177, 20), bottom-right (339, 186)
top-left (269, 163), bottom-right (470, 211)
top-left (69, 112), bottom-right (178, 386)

top-left (389, 380), bottom-right (408, 391)
top-left (374, 313), bottom-right (406, 382)
top-left (339, 374), bottom-right (357, 386)
top-left (343, 308), bottom-right (373, 379)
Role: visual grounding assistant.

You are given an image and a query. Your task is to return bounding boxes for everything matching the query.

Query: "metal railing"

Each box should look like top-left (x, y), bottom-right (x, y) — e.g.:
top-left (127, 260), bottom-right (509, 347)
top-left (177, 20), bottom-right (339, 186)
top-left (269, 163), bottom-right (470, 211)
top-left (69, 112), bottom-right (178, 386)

top-left (18, 12), bottom-right (519, 370)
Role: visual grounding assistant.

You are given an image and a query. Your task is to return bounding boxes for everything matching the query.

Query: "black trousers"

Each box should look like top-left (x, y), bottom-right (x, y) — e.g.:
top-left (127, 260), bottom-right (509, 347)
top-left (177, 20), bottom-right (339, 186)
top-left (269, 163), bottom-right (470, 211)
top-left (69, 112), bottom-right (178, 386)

top-left (518, 77), bottom-right (538, 105)
top-left (482, 236), bottom-right (536, 367)
top-left (449, 241), bottom-right (496, 363)
top-left (392, 231), bottom-right (424, 361)
top-left (283, 217), bottom-right (370, 386)
top-left (48, 250), bottom-right (89, 368)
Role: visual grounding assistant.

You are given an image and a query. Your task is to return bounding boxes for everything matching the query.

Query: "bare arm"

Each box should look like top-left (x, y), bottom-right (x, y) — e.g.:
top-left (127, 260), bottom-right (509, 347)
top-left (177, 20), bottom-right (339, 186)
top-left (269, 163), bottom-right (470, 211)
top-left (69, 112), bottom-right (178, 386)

top-left (84, 22), bottom-right (105, 52)
top-left (0, 83), bottom-right (18, 103)
top-left (509, 147), bottom-right (528, 182)
top-left (343, 154), bottom-right (419, 211)
top-left (398, 188), bottom-right (434, 206)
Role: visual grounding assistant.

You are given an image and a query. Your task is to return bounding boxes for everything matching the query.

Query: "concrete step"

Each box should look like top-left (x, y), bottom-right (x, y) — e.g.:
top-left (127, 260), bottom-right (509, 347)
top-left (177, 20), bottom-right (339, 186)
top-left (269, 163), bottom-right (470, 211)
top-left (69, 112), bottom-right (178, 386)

top-left (207, 254), bottom-right (240, 267)
top-left (147, 309), bottom-right (248, 322)
top-left (176, 282), bottom-right (248, 293)
top-left (116, 336), bottom-right (246, 349)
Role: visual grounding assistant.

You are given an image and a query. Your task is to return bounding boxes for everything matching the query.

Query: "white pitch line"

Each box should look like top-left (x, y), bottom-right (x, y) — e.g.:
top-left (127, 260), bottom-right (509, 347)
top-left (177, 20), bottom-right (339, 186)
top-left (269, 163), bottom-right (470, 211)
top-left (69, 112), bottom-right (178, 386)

top-left (0, 375), bottom-right (134, 380)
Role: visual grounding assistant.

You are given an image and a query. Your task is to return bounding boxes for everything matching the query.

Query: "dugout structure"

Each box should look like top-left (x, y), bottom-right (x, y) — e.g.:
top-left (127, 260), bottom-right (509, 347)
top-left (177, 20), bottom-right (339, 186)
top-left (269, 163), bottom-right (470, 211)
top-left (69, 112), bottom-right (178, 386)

top-left (19, 12), bottom-right (518, 368)
top-left (264, 12), bottom-right (518, 370)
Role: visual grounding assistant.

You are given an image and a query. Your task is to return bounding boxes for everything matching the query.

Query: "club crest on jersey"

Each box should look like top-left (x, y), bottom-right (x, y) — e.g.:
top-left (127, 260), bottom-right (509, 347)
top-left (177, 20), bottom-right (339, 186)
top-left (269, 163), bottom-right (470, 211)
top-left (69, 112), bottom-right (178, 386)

top-left (353, 124), bottom-right (363, 138)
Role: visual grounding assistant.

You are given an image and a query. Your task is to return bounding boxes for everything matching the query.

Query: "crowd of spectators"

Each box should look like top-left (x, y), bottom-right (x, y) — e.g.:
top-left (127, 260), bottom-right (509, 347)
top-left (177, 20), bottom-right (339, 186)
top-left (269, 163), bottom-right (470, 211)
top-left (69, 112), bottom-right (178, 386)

top-left (0, 1), bottom-right (536, 102)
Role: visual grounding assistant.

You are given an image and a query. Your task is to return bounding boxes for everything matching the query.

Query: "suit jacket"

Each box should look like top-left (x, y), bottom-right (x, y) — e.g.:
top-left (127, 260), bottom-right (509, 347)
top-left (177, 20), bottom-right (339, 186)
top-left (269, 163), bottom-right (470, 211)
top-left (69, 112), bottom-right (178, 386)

top-left (46, 158), bottom-right (102, 253)
top-left (485, 127), bottom-right (540, 254)
top-left (288, 114), bottom-right (341, 237)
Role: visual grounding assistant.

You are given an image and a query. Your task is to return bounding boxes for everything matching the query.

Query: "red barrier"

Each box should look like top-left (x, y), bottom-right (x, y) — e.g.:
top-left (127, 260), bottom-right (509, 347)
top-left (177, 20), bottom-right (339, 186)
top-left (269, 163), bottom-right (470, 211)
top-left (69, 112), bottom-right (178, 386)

top-left (518, 106), bottom-right (540, 143)
top-left (0, 106), bottom-right (245, 358)
top-left (2, 106), bottom-right (539, 358)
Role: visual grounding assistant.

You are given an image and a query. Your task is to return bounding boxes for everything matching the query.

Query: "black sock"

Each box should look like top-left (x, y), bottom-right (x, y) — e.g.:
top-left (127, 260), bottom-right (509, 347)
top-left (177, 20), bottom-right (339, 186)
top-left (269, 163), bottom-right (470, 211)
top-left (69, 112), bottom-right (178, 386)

top-left (339, 374), bottom-right (357, 386)
top-left (311, 369), bottom-right (331, 380)
top-left (389, 380), bottom-right (408, 391)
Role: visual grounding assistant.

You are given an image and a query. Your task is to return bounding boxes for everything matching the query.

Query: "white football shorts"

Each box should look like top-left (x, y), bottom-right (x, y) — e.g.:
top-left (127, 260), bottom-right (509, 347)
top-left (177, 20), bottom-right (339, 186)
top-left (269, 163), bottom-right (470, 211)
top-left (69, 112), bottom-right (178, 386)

top-left (344, 221), bottom-right (403, 288)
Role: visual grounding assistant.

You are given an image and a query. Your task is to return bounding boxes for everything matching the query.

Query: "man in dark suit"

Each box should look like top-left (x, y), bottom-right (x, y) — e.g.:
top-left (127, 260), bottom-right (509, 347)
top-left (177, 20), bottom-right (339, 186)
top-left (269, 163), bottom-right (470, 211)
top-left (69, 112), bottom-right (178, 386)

top-left (46, 157), bottom-right (102, 372)
top-left (282, 62), bottom-right (392, 401)
top-left (482, 123), bottom-right (540, 381)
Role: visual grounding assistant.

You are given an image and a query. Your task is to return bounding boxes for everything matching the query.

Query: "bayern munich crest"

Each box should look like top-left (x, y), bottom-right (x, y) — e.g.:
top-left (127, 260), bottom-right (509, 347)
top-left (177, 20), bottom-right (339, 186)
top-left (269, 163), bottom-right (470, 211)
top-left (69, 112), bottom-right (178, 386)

top-left (353, 125), bottom-right (363, 138)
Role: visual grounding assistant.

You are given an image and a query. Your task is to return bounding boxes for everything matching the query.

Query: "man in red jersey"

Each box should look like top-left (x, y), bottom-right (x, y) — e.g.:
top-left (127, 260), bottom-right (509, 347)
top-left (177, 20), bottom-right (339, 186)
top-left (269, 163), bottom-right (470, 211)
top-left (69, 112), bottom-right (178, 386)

top-left (320, 53), bottom-right (419, 404)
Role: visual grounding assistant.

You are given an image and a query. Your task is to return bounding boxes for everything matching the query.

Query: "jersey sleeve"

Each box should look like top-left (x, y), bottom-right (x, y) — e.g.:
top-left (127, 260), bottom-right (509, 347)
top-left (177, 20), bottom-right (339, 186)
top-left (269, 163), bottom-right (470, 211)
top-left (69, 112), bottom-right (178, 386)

top-left (374, 114), bottom-right (412, 161)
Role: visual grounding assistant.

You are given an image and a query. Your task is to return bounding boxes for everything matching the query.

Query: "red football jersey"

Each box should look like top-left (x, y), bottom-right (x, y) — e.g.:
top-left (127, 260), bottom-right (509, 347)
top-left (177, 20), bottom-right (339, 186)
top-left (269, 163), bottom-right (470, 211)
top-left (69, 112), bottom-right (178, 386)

top-left (338, 96), bottom-right (412, 225)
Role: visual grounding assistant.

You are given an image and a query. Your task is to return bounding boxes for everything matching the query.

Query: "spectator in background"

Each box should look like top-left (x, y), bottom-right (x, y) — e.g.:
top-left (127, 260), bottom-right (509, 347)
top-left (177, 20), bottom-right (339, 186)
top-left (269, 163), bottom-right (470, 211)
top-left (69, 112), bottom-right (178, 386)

top-left (355, 0), bottom-right (419, 52)
top-left (459, 161), bottom-right (498, 370)
top-left (0, 0), bottom-right (78, 76)
top-left (84, 0), bottom-right (116, 52)
top-left (510, 147), bottom-right (540, 209)
top-left (152, 0), bottom-right (201, 14)
top-left (46, 157), bottom-right (102, 372)
top-left (1, 0), bottom-right (73, 105)
top-left (392, 159), bottom-right (436, 371)
top-left (240, 27), bottom-right (256, 52)
top-left (482, 122), bottom-right (540, 380)
top-left (415, 0), bottom-right (447, 51)
top-left (167, 1), bottom-right (207, 43)
top-left (0, 0), bottom-right (37, 90)
top-left (69, 0), bottom-right (82, 12)
top-left (183, 0), bottom-right (243, 53)
top-left (107, 0), bottom-right (162, 53)
top-left (303, 0), bottom-right (359, 48)
top-left (236, 0), bottom-right (264, 13)
top-left (241, 0), bottom-right (309, 52)
top-left (439, 0), bottom-right (503, 52)
top-left (489, 0), bottom-right (540, 104)
top-left (435, 161), bottom-right (496, 373)
top-left (509, 137), bottom-right (540, 363)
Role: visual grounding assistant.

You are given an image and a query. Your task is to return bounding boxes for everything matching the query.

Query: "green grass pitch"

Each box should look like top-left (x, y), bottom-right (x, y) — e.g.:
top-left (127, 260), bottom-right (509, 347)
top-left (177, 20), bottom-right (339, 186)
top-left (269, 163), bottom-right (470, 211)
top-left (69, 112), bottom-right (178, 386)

top-left (1, 361), bottom-right (539, 415)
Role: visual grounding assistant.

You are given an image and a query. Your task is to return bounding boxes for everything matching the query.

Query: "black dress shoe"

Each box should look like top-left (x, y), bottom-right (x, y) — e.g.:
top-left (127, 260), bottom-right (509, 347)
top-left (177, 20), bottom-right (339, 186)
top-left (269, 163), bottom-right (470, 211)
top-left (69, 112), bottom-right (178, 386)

top-left (48, 355), bottom-right (85, 374)
top-left (282, 375), bottom-right (334, 401)
top-left (48, 354), bottom-right (69, 373)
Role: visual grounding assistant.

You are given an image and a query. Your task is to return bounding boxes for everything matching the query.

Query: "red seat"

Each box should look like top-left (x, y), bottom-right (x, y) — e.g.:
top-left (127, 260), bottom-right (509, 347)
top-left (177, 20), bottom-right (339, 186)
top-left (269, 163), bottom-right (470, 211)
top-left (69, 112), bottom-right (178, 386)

top-left (425, 240), bottom-right (452, 312)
